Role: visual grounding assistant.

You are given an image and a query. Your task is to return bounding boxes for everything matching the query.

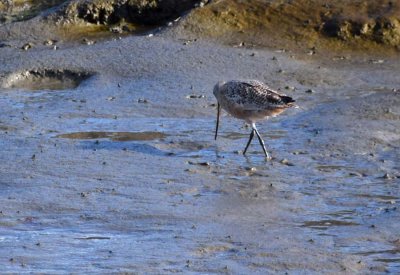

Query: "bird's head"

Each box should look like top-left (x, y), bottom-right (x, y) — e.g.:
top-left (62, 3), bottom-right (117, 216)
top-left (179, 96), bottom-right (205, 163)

top-left (213, 81), bottom-right (225, 98)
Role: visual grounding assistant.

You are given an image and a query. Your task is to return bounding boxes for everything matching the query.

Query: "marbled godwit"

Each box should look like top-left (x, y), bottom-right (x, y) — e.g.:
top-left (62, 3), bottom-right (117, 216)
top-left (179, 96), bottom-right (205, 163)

top-left (213, 80), bottom-right (296, 159)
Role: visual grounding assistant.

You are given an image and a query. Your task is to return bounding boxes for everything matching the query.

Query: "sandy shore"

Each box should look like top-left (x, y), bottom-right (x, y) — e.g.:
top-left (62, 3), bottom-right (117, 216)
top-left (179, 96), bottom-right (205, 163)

top-left (0, 1), bottom-right (400, 273)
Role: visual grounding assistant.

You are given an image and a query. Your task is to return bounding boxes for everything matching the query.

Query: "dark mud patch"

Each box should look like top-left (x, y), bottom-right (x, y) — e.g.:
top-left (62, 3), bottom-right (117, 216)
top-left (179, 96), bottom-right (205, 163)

top-left (1, 69), bottom-right (92, 91)
top-left (52, 0), bottom-right (204, 39)
top-left (61, 0), bottom-right (202, 25)
top-left (56, 131), bottom-right (167, 141)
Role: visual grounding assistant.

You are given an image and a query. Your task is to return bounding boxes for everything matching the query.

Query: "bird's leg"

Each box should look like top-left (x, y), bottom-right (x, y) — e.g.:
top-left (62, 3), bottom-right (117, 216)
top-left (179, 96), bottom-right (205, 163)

top-left (253, 123), bottom-right (271, 160)
top-left (214, 102), bottom-right (221, 140)
top-left (243, 129), bottom-right (255, 155)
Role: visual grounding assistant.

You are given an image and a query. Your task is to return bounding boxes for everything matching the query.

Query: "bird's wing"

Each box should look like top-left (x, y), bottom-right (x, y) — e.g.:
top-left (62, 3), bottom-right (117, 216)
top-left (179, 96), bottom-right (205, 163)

top-left (224, 81), bottom-right (294, 111)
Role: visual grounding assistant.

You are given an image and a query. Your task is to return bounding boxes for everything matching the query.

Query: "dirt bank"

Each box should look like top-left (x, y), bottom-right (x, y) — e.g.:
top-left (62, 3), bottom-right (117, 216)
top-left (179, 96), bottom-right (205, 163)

top-left (2, 0), bottom-right (400, 55)
top-left (170, 0), bottom-right (400, 53)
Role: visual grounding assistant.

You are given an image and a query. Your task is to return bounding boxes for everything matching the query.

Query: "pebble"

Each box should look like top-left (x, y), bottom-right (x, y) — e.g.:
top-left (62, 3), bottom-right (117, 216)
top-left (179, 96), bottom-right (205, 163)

top-left (285, 86), bottom-right (295, 91)
top-left (280, 159), bottom-right (294, 166)
top-left (233, 42), bottom-right (245, 47)
top-left (44, 39), bottom-right (57, 46)
top-left (307, 50), bottom-right (316, 55)
top-left (332, 56), bottom-right (346, 61)
top-left (349, 172), bottom-right (363, 177)
top-left (292, 150), bottom-right (307, 155)
top-left (305, 89), bottom-right (315, 93)
top-left (109, 26), bottom-right (123, 33)
top-left (188, 161), bottom-right (210, 167)
top-left (21, 43), bottom-right (33, 50)
top-left (137, 98), bottom-right (149, 103)
top-left (370, 59), bottom-right (385, 64)
top-left (383, 173), bottom-right (393, 180)
top-left (82, 38), bottom-right (95, 45)
top-left (186, 94), bottom-right (205, 99)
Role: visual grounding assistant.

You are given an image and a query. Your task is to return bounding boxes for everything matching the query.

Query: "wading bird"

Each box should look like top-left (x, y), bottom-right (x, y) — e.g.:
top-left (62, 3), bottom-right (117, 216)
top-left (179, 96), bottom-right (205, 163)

top-left (213, 80), bottom-right (296, 159)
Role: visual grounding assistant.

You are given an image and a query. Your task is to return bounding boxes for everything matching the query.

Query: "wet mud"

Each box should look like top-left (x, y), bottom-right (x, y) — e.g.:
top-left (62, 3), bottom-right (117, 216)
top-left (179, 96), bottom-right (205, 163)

top-left (1, 69), bottom-right (92, 90)
top-left (0, 0), bottom-right (400, 273)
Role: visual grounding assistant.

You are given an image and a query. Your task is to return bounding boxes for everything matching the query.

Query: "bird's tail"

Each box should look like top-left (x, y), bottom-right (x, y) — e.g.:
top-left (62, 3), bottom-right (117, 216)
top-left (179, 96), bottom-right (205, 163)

top-left (281, 95), bottom-right (295, 104)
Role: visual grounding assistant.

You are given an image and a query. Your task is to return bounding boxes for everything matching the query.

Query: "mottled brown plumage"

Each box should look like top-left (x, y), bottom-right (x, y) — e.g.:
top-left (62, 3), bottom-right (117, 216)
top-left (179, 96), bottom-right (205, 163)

top-left (213, 80), bottom-right (296, 159)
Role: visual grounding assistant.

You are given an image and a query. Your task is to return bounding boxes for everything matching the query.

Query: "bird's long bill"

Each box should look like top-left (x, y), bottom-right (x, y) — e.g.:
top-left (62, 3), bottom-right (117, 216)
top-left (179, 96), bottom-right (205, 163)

top-left (214, 102), bottom-right (221, 140)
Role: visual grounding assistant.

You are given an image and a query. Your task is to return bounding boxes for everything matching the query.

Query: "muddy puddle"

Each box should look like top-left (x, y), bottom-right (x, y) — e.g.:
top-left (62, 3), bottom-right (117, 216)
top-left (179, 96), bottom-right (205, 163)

top-left (56, 131), bottom-right (166, 141)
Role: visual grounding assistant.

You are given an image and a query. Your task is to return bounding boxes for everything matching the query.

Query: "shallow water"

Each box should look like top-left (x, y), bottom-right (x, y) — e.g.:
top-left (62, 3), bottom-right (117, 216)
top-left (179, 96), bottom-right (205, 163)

top-left (57, 131), bottom-right (167, 141)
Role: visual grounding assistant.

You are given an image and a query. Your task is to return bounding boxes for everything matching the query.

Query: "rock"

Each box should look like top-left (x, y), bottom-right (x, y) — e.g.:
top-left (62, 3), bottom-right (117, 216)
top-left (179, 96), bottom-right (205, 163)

top-left (305, 89), bottom-right (315, 94)
top-left (370, 59), bottom-right (385, 64)
top-left (285, 86), bottom-right (295, 91)
top-left (349, 172), bottom-right (363, 177)
top-left (21, 43), bottom-right (33, 50)
top-left (188, 161), bottom-right (210, 167)
top-left (109, 26), bottom-right (123, 33)
top-left (186, 94), bottom-right (205, 99)
top-left (44, 39), bottom-right (57, 46)
top-left (383, 173), bottom-right (393, 180)
top-left (280, 159), bottom-right (294, 166)
top-left (137, 98), bottom-right (148, 103)
top-left (82, 38), bottom-right (95, 45)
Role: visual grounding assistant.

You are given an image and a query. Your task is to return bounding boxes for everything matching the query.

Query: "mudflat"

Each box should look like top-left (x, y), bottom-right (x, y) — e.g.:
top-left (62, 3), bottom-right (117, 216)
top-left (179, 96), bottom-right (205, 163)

top-left (0, 0), bottom-right (399, 273)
